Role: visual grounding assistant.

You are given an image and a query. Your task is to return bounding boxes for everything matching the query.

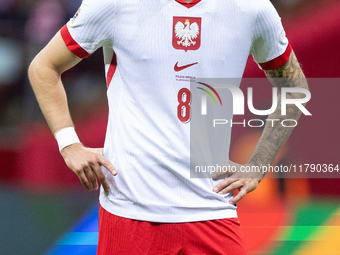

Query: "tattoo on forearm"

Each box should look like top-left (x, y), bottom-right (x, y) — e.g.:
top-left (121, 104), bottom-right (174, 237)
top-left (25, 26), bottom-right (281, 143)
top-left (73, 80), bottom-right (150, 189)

top-left (266, 120), bottom-right (289, 146)
top-left (265, 51), bottom-right (305, 81)
top-left (247, 51), bottom-right (309, 169)
top-left (248, 145), bottom-right (276, 166)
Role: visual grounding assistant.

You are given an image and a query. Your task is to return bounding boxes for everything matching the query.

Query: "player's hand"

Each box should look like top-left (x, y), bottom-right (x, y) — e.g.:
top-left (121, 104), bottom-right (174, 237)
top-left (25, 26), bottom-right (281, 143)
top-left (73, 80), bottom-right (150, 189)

top-left (212, 161), bottom-right (262, 205)
top-left (60, 143), bottom-right (117, 193)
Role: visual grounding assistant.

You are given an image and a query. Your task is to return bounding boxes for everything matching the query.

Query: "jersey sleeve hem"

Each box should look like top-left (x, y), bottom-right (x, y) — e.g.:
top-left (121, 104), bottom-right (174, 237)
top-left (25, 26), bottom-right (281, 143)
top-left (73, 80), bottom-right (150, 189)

top-left (60, 25), bottom-right (91, 59)
top-left (259, 43), bottom-right (292, 70)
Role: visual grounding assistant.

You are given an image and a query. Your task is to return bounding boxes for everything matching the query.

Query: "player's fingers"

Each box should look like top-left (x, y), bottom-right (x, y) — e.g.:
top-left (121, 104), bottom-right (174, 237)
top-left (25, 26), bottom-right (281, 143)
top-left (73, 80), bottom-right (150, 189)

top-left (99, 176), bottom-right (111, 194)
top-left (211, 166), bottom-right (232, 180)
top-left (84, 166), bottom-right (98, 191)
top-left (229, 188), bottom-right (247, 205)
top-left (98, 156), bottom-right (118, 176)
top-left (76, 170), bottom-right (92, 191)
top-left (211, 172), bottom-right (226, 180)
top-left (218, 180), bottom-right (243, 195)
top-left (91, 163), bottom-right (111, 194)
top-left (213, 178), bottom-right (238, 193)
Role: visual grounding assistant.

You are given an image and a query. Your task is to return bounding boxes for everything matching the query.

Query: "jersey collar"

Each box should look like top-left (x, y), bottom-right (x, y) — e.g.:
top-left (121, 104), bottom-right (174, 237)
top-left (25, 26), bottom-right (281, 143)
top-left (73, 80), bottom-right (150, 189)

top-left (175, 0), bottom-right (202, 8)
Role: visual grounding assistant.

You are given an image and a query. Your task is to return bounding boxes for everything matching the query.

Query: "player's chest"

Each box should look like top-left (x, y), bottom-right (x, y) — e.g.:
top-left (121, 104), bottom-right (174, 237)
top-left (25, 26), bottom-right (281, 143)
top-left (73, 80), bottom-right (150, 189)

top-left (112, 1), bottom-right (254, 62)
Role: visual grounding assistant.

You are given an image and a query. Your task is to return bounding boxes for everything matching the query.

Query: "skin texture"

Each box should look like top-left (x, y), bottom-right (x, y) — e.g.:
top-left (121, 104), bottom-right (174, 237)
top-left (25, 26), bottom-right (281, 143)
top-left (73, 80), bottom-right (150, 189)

top-left (28, 32), bottom-right (117, 194)
top-left (212, 50), bottom-right (308, 204)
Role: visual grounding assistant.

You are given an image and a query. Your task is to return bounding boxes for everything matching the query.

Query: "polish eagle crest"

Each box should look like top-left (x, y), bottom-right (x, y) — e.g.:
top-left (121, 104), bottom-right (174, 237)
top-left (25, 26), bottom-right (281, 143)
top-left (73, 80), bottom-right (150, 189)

top-left (175, 19), bottom-right (200, 47)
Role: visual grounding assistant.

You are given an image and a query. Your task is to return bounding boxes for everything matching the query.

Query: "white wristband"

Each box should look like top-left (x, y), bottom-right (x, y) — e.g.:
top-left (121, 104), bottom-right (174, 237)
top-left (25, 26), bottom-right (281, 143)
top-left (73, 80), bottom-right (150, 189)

top-left (54, 127), bottom-right (81, 152)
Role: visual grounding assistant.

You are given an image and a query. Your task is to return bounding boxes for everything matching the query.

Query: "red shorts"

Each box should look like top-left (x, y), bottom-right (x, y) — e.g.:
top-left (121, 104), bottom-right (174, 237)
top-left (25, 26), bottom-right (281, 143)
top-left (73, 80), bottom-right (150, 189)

top-left (97, 204), bottom-right (247, 255)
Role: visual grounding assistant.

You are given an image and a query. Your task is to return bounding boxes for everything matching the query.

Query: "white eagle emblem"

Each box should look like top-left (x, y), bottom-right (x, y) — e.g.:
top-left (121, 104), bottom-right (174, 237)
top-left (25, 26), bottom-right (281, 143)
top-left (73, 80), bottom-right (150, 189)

top-left (175, 19), bottom-right (199, 47)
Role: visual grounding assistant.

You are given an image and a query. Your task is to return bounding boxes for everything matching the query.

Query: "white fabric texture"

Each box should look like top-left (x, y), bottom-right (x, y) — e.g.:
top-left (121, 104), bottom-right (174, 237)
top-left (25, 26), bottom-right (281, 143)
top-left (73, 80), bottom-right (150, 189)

top-left (63, 0), bottom-right (289, 222)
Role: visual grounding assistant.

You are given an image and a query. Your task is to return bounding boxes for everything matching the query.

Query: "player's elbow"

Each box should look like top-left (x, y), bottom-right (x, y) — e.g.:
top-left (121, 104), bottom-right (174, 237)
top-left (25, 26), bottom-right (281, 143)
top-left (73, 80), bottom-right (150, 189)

top-left (28, 53), bottom-right (59, 87)
top-left (28, 56), bottom-right (41, 90)
top-left (28, 56), bottom-right (39, 81)
top-left (28, 54), bottom-right (47, 78)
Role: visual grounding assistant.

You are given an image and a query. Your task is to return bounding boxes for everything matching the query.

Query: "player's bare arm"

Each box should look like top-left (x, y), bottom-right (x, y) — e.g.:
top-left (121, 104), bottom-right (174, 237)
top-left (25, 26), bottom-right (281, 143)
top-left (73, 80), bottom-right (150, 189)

top-left (213, 51), bottom-right (309, 204)
top-left (28, 32), bottom-right (117, 193)
top-left (249, 50), bottom-right (308, 167)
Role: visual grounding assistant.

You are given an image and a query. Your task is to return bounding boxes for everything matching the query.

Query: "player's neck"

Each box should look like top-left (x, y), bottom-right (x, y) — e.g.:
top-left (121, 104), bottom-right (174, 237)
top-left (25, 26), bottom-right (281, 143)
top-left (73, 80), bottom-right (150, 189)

top-left (184, 0), bottom-right (193, 3)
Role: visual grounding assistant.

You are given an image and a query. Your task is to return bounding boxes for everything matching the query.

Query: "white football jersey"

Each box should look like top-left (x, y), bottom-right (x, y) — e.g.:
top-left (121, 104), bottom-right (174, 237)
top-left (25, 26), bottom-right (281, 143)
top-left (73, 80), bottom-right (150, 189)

top-left (61, 0), bottom-right (291, 222)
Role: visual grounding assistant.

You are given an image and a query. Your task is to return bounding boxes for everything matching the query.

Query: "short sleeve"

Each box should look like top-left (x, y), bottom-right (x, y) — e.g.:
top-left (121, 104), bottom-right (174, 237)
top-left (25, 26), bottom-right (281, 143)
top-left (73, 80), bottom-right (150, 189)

top-left (250, 0), bottom-right (292, 70)
top-left (60, 0), bottom-right (115, 59)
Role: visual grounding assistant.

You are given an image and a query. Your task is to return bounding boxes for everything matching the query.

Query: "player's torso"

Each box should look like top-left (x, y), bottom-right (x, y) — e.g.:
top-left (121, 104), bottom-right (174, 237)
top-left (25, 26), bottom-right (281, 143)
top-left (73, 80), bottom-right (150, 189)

top-left (104, 0), bottom-right (258, 131)
top-left (103, 0), bottom-right (259, 167)
top-left (111, 0), bottom-right (257, 83)
top-left (101, 0), bottom-right (259, 221)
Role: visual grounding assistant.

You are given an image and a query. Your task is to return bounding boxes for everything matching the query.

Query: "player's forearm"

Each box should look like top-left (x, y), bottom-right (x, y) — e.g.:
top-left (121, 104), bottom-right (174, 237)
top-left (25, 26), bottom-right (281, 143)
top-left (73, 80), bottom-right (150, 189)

top-left (246, 51), bottom-right (309, 174)
top-left (28, 57), bottom-right (74, 134)
top-left (246, 91), bottom-right (304, 169)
